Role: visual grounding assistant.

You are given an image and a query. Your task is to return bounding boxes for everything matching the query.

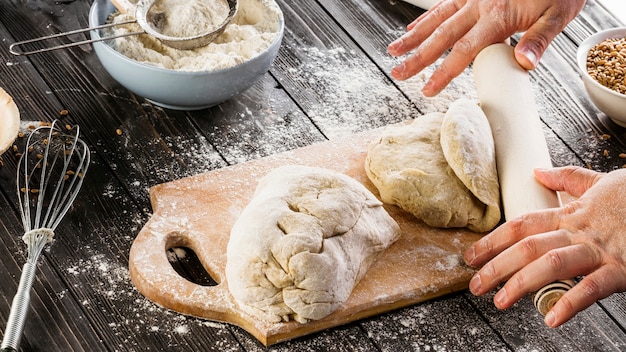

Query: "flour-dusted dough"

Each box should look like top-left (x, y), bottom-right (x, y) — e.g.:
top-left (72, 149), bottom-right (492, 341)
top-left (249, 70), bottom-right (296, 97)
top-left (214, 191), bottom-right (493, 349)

top-left (365, 99), bottom-right (500, 232)
top-left (226, 165), bottom-right (400, 323)
top-left (441, 99), bottom-right (501, 230)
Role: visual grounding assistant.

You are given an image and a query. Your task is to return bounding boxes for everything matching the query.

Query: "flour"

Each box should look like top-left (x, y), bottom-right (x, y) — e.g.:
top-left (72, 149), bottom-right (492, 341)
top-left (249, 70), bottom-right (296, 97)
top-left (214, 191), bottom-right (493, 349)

top-left (150, 0), bottom-right (230, 38)
top-left (64, 253), bottom-right (234, 350)
top-left (287, 46), bottom-right (418, 139)
top-left (107, 0), bottom-right (282, 71)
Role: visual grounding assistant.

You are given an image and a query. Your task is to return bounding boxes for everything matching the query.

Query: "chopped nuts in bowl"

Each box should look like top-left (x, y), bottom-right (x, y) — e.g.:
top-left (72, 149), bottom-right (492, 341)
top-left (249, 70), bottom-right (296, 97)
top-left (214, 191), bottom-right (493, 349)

top-left (577, 27), bottom-right (626, 127)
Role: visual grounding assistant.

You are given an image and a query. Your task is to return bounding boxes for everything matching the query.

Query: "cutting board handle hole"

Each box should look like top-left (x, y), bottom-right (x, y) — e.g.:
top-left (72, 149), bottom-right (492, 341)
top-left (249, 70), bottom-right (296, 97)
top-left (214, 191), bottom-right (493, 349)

top-left (166, 247), bottom-right (218, 287)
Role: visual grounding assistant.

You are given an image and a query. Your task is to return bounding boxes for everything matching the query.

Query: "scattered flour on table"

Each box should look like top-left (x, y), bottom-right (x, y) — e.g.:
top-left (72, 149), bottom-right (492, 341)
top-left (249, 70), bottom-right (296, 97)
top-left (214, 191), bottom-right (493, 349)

top-left (63, 254), bottom-right (233, 351)
top-left (284, 38), bottom-right (478, 139)
top-left (106, 0), bottom-right (282, 71)
top-left (383, 28), bottom-right (479, 111)
top-left (362, 301), bottom-right (510, 351)
top-left (285, 45), bottom-right (416, 139)
top-left (102, 133), bottom-right (226, 201)
top-left (151, 134), bottom-right (226, 177)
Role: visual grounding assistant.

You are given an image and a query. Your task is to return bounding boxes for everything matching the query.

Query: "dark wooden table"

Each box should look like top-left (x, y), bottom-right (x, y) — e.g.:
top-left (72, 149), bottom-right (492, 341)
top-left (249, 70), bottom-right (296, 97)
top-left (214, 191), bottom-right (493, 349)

top-left (1, 0), bottom-right (626, 350)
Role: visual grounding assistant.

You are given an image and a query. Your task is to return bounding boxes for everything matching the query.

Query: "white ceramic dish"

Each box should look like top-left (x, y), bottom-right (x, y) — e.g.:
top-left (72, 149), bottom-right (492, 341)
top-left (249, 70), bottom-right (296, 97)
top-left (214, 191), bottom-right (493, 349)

top-left (0, 88), bottom-right (20, 155)
top-left (577, 27), bottom-right (626, 127)
top-left (88, 0), bottom-right (284, 110)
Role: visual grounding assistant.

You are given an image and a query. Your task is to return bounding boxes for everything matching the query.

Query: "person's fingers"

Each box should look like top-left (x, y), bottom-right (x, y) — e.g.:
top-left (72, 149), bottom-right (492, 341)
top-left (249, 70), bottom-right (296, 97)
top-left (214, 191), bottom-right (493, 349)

top-left (391, 7), bottom-right (475, 81)
top-left (406, 0), bottom-right (448, 31)
top-left (514, 22), bottom-right (560, 70)
top-left (389, 1), bottom-right (461, 57)
top-left (468, 230), bottom-right (574, 296)
top-left (546, 266), bottom-right (624, 327)
top-left (464, 208), bottom-right (563, 267)
top-left (534, 166), bottom-right (603, 198)
top-left (514, 3), bottom-right (585, 70)
top-left (513, 23), bottom-right (552, 70)
top-left (491, 243), bottom-right (601, 308)
top-left (421, 40), bottom-right (474, 96)
top-left (406, 12), bottom-right (428, 31)
top-left (422, 16), bottom-right (507, 96)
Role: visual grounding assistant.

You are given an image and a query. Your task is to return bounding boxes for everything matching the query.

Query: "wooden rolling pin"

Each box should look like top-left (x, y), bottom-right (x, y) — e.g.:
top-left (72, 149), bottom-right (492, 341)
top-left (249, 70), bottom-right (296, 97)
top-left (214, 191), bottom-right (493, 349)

top-left (472, 43), bottom-right (574, 316)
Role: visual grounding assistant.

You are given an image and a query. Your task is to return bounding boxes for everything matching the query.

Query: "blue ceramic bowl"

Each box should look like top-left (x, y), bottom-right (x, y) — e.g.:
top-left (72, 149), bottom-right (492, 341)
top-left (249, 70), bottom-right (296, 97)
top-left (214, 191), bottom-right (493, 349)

top-left (88, 0), bottom-right (284, 110)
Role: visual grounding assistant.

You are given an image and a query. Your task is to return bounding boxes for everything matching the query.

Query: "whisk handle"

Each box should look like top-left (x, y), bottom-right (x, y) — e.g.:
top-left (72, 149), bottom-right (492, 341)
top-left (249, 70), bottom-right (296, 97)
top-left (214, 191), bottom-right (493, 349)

top-left (1, 263), bottom-right (37, 351)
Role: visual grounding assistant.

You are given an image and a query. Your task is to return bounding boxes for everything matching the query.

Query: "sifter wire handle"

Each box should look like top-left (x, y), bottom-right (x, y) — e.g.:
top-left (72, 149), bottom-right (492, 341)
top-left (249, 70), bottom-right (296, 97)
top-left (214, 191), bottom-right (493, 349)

top-left (9, 20), bottom-right (141, 56)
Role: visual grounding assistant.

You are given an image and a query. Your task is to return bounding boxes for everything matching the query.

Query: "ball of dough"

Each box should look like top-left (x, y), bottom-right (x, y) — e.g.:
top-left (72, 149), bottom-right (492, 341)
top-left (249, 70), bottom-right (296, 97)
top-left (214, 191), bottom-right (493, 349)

top-left (365, 99), bottom-right (500, 232)
top-left (226, 165), bottom-right (400, 323)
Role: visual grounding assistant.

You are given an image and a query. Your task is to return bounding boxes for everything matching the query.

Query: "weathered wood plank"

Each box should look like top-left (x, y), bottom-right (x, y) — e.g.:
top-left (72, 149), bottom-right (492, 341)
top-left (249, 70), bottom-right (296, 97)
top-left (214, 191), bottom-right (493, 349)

top-left (598, 293), bottom-right (626, 330)
top-left (271, 0), bottom-right (418, 138)
top-left (233, 323), bottom-right (380, 351)
top-left (362, 293), bottom-right (511, 352)
top-left (466, 290), bottom-right (626, 351)
top-left (0, 0), bottom-right (625, 351)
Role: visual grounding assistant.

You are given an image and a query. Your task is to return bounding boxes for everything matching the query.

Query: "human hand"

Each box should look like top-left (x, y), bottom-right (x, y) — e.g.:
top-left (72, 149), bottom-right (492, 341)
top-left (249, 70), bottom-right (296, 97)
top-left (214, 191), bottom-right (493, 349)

top-left (463, 166), bottom-right (626, 327)
top-left (388, 0), bottom-right (585, 96)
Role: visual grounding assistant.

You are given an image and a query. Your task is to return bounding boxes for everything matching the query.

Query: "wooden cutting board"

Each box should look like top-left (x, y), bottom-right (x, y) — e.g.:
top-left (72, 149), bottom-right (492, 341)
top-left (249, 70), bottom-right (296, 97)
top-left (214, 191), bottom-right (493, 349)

top-left (129, 125), bottom-right (483, 346)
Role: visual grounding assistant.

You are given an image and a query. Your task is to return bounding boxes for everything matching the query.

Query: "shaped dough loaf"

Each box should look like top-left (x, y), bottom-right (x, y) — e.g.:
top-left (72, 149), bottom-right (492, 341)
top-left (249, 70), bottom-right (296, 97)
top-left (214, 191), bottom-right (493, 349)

top-left (226, 165), bottom-right (400, 323)
top-left (365, 99), bottom-right (500, 232)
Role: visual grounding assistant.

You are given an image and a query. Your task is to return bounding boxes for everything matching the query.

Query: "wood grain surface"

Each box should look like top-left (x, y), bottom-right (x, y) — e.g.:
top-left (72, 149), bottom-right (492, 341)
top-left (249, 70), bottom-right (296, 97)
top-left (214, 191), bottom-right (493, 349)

top-left (0, 0), bottom-right (626, 350)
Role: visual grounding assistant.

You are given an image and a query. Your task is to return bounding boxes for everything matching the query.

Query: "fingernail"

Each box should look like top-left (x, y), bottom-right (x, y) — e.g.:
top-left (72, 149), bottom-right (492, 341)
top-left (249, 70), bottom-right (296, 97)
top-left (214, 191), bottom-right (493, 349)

top-left (391, 63), bottom-right (406, 79)
top-left (388, 38), bottom-right (403, 54)
top-left (469, 274), bottom-right (481, 293)
top-left (464, 247), bottom-right (476, 266)
top-left (494, 287), bottom-right (508, 307)
top-left (545, 310), bottom-right (556, 327)
top-left (521, 49), bottom-right (538, 68)
top-left (422, 80), bottom-right (437, 97)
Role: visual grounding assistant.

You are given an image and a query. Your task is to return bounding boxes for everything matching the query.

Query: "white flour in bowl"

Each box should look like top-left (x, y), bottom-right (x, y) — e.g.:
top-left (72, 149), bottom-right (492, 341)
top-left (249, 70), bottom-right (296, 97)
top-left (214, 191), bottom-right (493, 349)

top-left (149, 0), bottom-right (230, 38)
top-left (106, 0), bottom-right (282, 71)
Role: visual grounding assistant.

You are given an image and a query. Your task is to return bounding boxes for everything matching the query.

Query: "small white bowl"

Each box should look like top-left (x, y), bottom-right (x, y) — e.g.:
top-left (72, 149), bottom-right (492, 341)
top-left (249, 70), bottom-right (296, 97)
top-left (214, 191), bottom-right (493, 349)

top-left (88, 0), bottom-right (284, 110)
top-left (577, 27), bottom-right (626, 127)
top-left (0, 88), bottom-right (20, 155)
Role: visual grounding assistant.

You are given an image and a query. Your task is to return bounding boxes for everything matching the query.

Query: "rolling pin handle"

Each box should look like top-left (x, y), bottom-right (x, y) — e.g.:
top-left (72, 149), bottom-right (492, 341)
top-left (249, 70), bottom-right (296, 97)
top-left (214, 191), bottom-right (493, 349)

top-left (533, 279), bottom-right (576, 316)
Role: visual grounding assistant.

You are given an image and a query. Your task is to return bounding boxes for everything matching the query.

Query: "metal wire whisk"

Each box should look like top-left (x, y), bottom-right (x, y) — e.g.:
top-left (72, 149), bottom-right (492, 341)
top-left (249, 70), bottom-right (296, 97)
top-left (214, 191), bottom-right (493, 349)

top-left (1, 120), bottom-right (90, 352)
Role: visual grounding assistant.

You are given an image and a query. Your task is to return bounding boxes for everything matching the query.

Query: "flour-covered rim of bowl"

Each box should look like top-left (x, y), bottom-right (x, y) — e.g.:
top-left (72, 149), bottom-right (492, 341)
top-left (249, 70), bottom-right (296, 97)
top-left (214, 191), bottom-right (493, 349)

top-left (577, 27), bottom-right (626, 99)
top-left (88, 0), bottom-right (284, 75)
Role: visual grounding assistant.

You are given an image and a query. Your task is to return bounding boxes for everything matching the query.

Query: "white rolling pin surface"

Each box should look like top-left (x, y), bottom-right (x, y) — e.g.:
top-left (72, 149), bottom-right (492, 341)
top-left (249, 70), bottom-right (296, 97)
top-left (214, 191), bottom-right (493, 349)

top-left (473, 43), bottom-right (560, 220)
top-left (473, 43), bottom-right (567, 316)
